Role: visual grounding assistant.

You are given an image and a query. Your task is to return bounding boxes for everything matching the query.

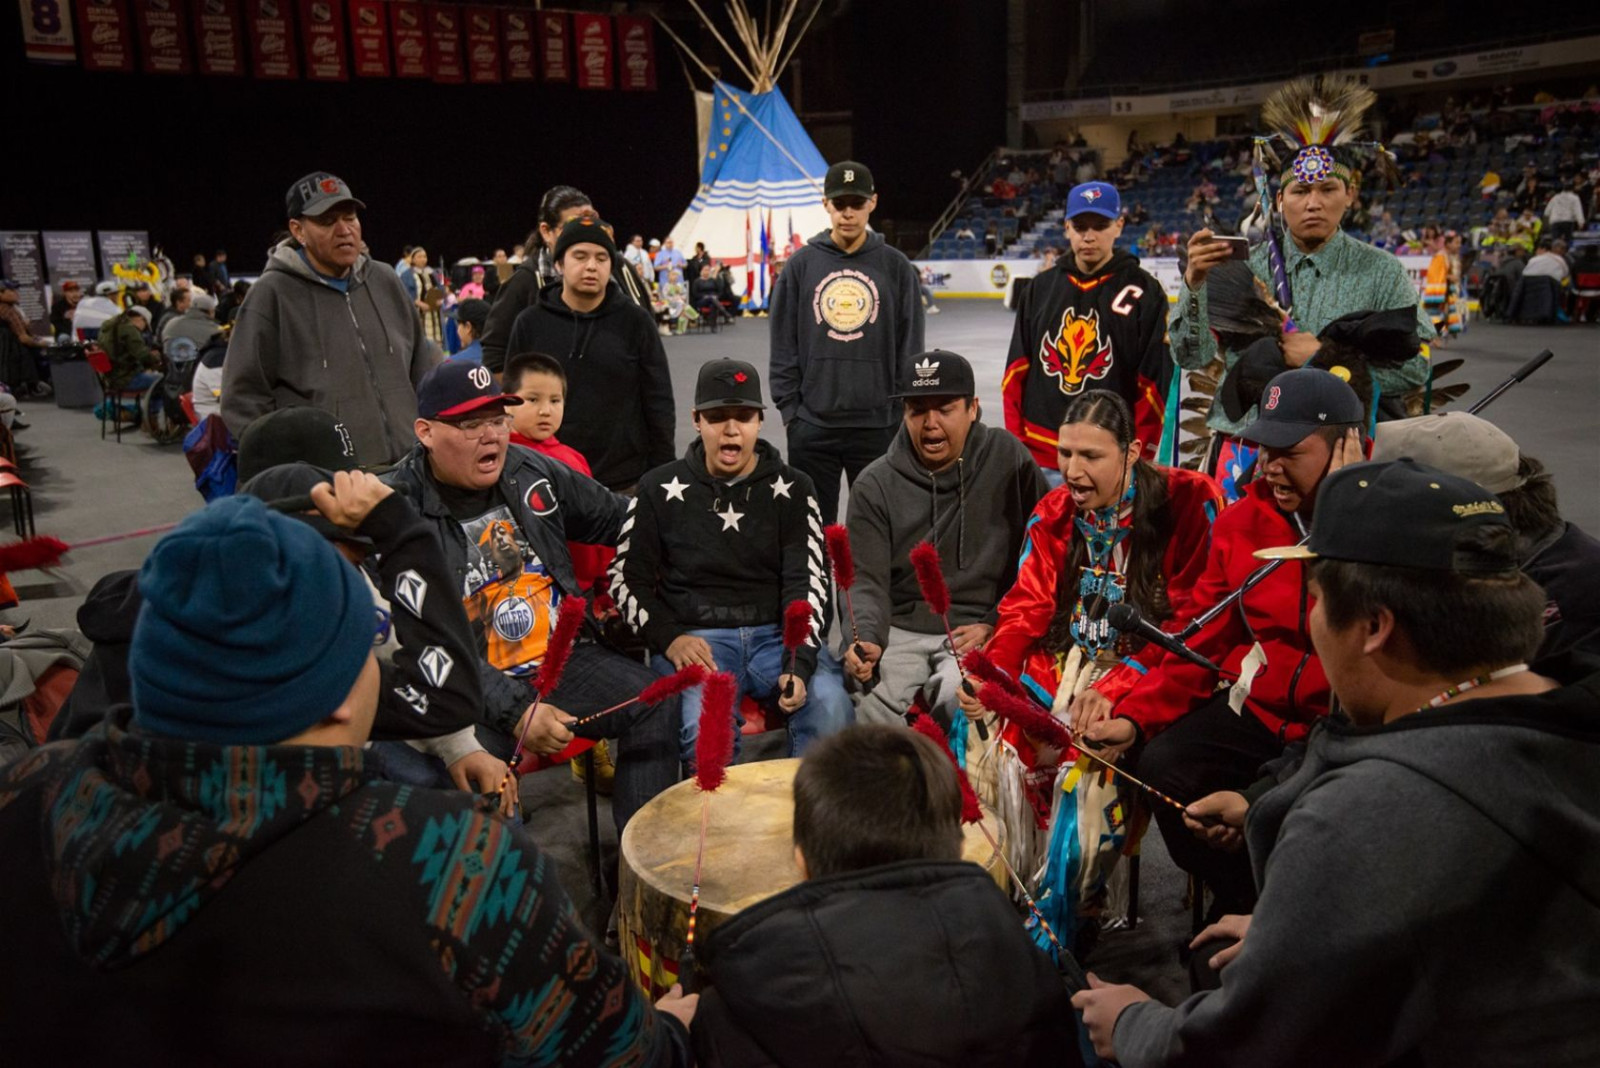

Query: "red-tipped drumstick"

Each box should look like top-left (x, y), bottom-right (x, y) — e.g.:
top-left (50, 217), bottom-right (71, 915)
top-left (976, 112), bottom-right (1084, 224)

top-left (823, 524), bottom-right (868, 665)
top-left (682, 671), bottom-right (738, 992)
top-left (498, 596), bottom-right (588, 808)
top-left (909, 541), bottom-right (987, 740)
top-left (781, 600), bottom-right (812, 701)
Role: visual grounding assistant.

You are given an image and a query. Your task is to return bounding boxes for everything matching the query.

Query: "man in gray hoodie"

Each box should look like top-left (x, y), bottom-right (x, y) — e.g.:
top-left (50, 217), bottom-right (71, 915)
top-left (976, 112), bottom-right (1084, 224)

top-left (222, 172), bottom-right (440, 467)
top-left (845, 351), bottom-right (1047, 725)
top-left (1073, 459), bottom-right (1600, 1067)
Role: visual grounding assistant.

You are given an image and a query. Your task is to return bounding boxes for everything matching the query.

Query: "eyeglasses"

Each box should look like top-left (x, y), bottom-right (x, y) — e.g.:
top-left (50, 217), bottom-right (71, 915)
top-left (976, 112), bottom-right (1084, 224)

top-left (441, 413), bottom-right (512, 437)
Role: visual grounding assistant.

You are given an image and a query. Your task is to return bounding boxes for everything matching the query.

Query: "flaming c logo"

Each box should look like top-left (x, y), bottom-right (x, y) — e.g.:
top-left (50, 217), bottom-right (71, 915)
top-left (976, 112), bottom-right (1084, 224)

top-left (1040, 308), bottom-right (1113, 394)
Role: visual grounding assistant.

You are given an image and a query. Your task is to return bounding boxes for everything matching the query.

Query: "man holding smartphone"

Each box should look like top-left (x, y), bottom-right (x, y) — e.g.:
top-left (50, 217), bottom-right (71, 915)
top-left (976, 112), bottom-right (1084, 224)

top-left (1170, 153), bottom-right (1433, 460)
top-left (1003, 181), bottom-right (1173, 479)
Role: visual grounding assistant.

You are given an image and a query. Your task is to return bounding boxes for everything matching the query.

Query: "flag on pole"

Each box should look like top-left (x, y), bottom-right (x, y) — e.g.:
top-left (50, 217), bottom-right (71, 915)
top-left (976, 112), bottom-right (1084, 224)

top-left (786, 210), bottom-right (800, 254)
top-left (757, 209), bottom-right (772, 309)
top-left (743, 210), bottom-right (755, 308)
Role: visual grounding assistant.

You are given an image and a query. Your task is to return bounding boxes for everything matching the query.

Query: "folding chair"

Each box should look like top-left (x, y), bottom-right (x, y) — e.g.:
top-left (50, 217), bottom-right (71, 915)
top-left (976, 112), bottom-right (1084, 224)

top-left (85, 346), bottom-right (147, 443)
top-left (0, 462), bottom-right (35, 539)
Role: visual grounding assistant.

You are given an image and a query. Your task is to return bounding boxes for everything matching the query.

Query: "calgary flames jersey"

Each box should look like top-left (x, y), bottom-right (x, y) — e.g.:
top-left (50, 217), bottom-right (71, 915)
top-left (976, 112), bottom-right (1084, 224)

top-left (1003, 249), bottom-right (1172, 468)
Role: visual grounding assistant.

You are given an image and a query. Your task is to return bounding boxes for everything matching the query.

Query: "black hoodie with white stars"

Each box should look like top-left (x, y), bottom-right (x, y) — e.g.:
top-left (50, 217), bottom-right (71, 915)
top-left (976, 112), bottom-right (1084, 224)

top-left (610, 439), bottom-right (827, 681)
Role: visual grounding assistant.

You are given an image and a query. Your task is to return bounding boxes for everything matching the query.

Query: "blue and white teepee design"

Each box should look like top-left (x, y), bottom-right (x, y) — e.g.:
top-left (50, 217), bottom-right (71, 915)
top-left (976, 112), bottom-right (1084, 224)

top-left (668, 80), bottom-right (829, 266)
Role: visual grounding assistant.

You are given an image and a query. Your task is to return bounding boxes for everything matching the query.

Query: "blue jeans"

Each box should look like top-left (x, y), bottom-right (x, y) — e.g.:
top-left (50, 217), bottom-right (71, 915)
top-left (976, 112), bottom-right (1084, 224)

top-left (651, 624), bottom-right (854, 763)
top-left (372, 641), bottom-right (681, 836)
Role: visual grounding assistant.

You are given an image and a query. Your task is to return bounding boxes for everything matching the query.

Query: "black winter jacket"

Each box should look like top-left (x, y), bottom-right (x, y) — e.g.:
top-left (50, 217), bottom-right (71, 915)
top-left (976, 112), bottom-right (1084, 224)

top-left (692, 859), bottom-right (1083, 1068)
top-left (480, 255), bottom-right (651, 373)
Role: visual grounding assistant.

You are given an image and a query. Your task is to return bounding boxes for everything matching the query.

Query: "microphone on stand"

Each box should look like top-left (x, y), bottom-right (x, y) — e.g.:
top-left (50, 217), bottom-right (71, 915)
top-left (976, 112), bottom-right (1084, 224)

top-left (1107, 603), bottom-right (1223, 673)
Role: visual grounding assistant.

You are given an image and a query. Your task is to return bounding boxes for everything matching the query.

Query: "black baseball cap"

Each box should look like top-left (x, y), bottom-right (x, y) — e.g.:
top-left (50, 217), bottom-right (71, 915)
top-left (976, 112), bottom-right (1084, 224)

top-left (1238, 367), bottom-right (1363, 449)
top-left (694, 359), bottom-right (765, 410)
top-left (286, 171), bottom-right (366, 219)
top-left (416, 360), bottom-right (524, 420)
top-left (238, 461), bottom-right (374, 549)
top-left (552, 216), bottom-right (617, 262)
top-left (455, 298), bottom-right (491, 334)
top-left (1256, 459), bottom-right (1518, 574)
top-left (237, 406), bottom-right (360, 483)
top-left (890, 350), bottom-right (975, 400)
top-left (825, 161), bottom-right (875, 200)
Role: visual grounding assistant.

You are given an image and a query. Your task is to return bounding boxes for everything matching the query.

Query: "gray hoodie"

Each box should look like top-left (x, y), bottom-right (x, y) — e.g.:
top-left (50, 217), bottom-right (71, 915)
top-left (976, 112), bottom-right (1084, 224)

top-left (222, 241), bottom-right (440, 466)
top-left (847, 419), bottom-right (1046, 642)
top-left (1114, 666), bottom-right (1600, 1068)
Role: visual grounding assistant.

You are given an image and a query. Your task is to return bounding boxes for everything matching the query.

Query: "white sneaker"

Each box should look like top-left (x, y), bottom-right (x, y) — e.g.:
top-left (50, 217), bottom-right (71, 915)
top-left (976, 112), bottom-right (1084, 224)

top-left (928, 305), bottom-right (941, 314)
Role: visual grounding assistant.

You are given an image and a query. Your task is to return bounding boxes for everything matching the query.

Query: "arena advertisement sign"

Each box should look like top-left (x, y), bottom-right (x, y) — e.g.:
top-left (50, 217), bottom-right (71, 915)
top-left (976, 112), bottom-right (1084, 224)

top-left (0, 233), bottom-right (50, 334)
top-left (500, 7), bottom-right (532, 81)
top-left (463, 4), bottom-right (498, 83)
top-left (19, 0), bottom-right (77, 62)
top-left (536, 9), bottom-right (567, 83)
top-left (41, 232), bottom-right (99, 291)
top-left (297, 0), bottom-right (347, 80)
top-left (133, 0), bottom-right (193, 74)
top-left (572, 12), bottom-right (610, 89)
top-left (390, 0), bottom-right (427, 77)
top-left (75, 0), bottom-right (134, 71)
top-left (616, 14), bottom-right (654, 91)
top-left (427, 3), bottom-right (464, 84)
top-left (347, 0), bottom-right (389, 77)
top-left (244, 0), bottom-right (297, 79)
top-left (192, 0), bottom-right (244, 76)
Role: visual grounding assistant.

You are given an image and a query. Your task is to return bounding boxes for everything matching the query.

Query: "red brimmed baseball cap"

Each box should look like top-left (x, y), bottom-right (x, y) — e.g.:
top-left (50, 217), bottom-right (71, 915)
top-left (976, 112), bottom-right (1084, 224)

top-left (416, 361), bottom-right (524, 420)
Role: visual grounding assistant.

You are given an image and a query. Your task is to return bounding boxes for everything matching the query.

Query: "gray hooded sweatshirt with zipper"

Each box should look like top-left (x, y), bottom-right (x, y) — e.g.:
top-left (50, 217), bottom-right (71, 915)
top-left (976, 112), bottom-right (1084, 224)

top-left (222, 240), bottom-right (440, 466)
top-left (847, 419), bottom-right (1047, 644)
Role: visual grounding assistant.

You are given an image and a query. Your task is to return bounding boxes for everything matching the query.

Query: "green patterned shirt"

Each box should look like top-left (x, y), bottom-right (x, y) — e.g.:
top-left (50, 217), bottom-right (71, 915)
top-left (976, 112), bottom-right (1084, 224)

top-left (1170, 229), bottom-right (1435, 435)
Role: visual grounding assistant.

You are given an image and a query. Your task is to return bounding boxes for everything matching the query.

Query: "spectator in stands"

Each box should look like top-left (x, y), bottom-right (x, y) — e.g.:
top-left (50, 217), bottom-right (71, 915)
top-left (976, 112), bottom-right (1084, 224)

top-left (990, 174), bottom-right (1018, 202)
top-left (1513, 207), bottom-right (1543, 251)
top-left (450, 298), bottom-right (490, 364)
top-left (1126, 201), bottom-right (1149, 226)
top-left (505, 218), bottom-right (675, 491)
top-left (685, 242), bottom-right (710, 286)
top-left (1513, 163), bottom-right (1544, 212)
top-left (691, 264), bottom-right (725, 322)
top-left (1479, 165), bottom-right (1502, 199)
top-left (845, 351), bottom-right (1045, 725)
top-left (653, 238), bottom-right (687, 294)
top-left (1173, 142), bottom-right (1431, 468)
top-left (159, 287), bottom-right (221, 351)
top-left (1524, 239), bottom-right (1571, 284)
top-left (1369, 211), bottom-right (1400, 249)
top-left (222, 171), bottom-right (439, 467)
top-left (1545, 181), bottom-right (1587, 242)
top-left (1486, 206), bottom-right (1515, 245)
top-left (97, 304), bottom-right (162, 395)
top-left (984, 220), bottom-right (1000, 257)
top-left (1004, 181), bottom-right (1173, 477)
top-left (623, 234), bottom-right (651, 286)
top-left (1077, 460), bottom-right (1600, 1066)
top-left (128, 281), bottom-right (165, 325)
top-left (692, 725), bottom-right (1082, 1066)
top-left (0, 493), bottom-right (698, 1064)
top-left (954, 222), bottom-right (977, 241)
top-left (770, 161), bottom-right (926, 525)
top-left (49, 279), bottom-right (81, 337)
top-left (457, 265), bottom-right (487, 302)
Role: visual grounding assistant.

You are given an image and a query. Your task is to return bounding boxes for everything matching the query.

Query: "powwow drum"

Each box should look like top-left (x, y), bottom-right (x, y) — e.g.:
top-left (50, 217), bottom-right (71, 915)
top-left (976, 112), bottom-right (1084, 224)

top-left (617, 757), bottom-right (1007, 998)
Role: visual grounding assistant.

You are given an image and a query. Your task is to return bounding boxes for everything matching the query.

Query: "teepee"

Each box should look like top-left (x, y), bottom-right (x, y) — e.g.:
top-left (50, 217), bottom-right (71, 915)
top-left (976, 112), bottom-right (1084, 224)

top-left (657, 1), bottom-right (830, 305)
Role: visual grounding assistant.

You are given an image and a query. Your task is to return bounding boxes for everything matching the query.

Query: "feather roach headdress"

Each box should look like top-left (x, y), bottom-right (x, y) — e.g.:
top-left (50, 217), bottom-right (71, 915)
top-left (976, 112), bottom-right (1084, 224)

top-left (1259, 76), bottom-right (1387, 189)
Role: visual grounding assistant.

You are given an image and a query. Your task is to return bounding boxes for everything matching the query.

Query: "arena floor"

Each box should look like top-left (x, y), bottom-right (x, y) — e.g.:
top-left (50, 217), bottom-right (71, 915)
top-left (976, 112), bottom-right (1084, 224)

top-left (7, 300), bottom-right (1594, 1000)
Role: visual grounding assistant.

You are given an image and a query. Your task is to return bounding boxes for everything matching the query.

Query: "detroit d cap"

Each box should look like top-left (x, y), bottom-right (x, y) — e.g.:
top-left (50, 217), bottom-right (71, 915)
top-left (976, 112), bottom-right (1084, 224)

top-left (890, 350), bottom-right (976, 400)
top-left (825, 161), bottom-right (875, 200)
top-left (286, 171), bottom-right (366, 219)
top-left (1239, 367), bottom-right (1364, 449)
top-left (1255, 459), bottom-right (1518, 574)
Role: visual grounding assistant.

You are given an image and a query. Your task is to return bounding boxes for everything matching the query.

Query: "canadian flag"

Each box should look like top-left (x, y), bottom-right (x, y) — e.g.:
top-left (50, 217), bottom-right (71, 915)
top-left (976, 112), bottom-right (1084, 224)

top-left (744, 211), bottom-right (755, 305)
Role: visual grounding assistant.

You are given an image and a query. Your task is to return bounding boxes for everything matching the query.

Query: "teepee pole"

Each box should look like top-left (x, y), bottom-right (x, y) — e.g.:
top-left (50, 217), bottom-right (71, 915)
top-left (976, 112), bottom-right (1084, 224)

top-left (686, 0), bottom-right (761, 88)
top-left (772, 0), bottom-right (823, 85)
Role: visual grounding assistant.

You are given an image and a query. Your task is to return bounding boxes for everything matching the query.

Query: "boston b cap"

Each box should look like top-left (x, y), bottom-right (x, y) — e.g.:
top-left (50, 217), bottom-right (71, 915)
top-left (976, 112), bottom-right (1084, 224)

top-left (1239, 367), bottom-right (1364, 449)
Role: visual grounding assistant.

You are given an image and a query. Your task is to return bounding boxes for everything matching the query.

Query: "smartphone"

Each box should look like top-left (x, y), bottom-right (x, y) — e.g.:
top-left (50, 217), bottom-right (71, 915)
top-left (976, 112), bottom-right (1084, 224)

top-left (1211, 234), bottom-right (1250, 260)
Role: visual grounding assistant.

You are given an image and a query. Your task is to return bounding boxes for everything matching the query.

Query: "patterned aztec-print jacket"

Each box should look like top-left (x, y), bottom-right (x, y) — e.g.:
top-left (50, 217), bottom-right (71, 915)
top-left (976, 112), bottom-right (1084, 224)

top-left (0, 711), bottom-right (691, 1067)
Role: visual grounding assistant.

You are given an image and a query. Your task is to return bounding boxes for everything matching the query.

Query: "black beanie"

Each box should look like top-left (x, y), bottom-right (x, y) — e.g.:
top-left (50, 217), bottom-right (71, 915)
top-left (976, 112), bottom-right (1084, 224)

top-left (552, 216), bottom-right (617, 262)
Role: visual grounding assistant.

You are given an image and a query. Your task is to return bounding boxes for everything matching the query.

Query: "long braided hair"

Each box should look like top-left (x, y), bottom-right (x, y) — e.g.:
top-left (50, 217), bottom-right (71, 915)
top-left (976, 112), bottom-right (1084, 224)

top-left (1039, 391), bottom-right (1174, 655)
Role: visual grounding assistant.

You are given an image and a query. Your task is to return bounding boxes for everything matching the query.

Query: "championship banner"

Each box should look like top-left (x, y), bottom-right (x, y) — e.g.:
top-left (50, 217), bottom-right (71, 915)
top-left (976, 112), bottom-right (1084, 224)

top-left (463, 4), bottom-right (497, 83)
top-left (390, 0), bottom-right (427, 77)
top-left (500, 7), bottom-right (532, 81)
top-left (298, 0), bottom-right (347, 80)
top-left (75, 0), bottom-right (134, 71)
top-left (616, 14), bottom-right (654, 91)
top-left (347, 0), bottom-right (388, 76)
top-left (427, 3), bottom-right (462, 83)
top-left (571, 12), bottom-right (610, 89)
top-left (192, 0), bottom-right (244, 75)
top-left (0, 233), bottom-right (50, 335)
top-left (244, 0), bottom-right (297, 78)
top-left (536, 9), bottom-right (567, 83)
top-left (41, 232), bottom-right (100, 291)
top-left (18, 0), bottom-right (77, 62)
top-left (133, 0), bottom-right (193, 74)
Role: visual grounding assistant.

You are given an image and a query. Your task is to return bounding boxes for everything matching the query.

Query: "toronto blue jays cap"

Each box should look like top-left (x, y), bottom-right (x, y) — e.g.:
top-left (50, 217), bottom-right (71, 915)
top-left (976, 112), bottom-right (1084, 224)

top-left (1067, 181), bottom-right (1121, 220)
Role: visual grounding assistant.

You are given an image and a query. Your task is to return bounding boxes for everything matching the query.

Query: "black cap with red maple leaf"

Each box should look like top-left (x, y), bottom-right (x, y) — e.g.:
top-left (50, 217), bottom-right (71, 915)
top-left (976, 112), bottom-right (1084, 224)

top-left (694, 358), bottom-right (766, 411)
